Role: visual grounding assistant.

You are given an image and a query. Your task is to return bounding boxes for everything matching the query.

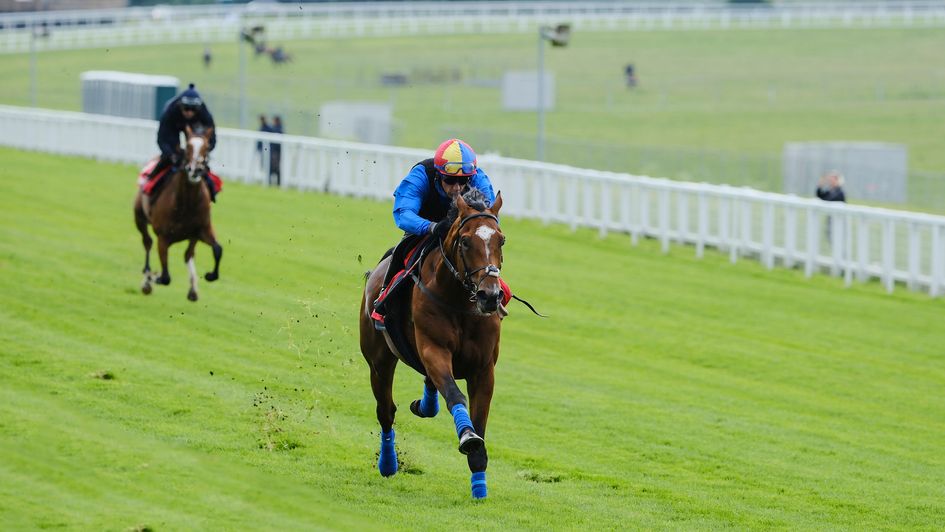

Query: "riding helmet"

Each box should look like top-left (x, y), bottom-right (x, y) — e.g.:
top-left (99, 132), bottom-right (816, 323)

top-left (179, 83), bottom-right (203, 109)
top-left (434, 138), bottom-right (478, 177)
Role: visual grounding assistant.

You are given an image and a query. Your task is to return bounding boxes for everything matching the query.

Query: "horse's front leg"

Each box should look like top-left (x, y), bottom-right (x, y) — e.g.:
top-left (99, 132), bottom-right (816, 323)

top-left (199, 225), bottom-right (222, 282)
top-left (423, 351), bottom-right (484, 457)
top-left (464, 367), bottom-right (495, 499)
top-left (184, 239), bottom-right (199, 301)
top-left (155, 235), bottom-right (171, 285)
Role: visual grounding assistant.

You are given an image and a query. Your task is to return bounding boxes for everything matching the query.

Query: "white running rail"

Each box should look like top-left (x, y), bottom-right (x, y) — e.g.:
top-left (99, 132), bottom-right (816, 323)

top-left (3, 104), bottom-right (944, 297)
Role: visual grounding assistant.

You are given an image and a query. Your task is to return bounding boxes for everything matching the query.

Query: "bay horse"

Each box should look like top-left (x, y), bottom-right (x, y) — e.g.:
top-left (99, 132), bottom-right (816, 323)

top-left (134, 126), bottom-right (222, 301)
top-left (359, 188), bottom-right (505, 499)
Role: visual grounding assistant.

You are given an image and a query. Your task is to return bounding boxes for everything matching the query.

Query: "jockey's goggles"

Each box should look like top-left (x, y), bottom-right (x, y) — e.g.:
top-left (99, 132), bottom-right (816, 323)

top-left (435, 160), bottom-right (477, 178)
top-left (440, 174), bottom-right (470, 186)
top-left (180, 104), bottom-right (199, 112)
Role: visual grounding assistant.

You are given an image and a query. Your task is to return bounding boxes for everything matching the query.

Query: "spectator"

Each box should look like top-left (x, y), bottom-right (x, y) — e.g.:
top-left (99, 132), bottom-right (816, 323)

top-left (816, 170), bottom-right (846, 242)
top-left (203, 46), bottom-right (212, 69)
top-left (269, 115), bottom-right (283, 186)
top-left (816, 170), bottom-right (846, 203)
top-left (625, 64), bottom-right (637, 88)
top-left (256, 114), bottom-right (271, 171)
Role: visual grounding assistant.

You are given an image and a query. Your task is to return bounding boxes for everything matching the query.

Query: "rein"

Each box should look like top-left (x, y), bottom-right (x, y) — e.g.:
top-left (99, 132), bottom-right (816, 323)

top-left (416, 211), bottom-right (547, 318)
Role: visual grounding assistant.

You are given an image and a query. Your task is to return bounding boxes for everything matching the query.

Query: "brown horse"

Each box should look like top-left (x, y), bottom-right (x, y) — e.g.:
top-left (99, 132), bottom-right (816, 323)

top-left (359, 188), bottom-right (505, 499)
top-left (134, 126), bottom-right (222, 301)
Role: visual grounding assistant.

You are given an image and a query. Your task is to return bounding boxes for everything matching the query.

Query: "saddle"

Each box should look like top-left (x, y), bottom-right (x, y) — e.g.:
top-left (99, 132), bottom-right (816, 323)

top-left (374, 235), bottom-right (437, 376)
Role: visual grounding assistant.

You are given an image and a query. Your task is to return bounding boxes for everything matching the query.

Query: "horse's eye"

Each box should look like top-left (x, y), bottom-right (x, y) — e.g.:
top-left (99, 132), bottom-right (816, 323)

top-left (499, 236), bottom-right (506, 247)
top-left (460, 237), bottom-right (469, 249)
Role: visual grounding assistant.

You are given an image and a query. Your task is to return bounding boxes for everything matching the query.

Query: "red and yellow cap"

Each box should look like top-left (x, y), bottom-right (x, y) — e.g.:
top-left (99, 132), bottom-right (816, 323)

top-left (433, 138), bottom-right (478, 177)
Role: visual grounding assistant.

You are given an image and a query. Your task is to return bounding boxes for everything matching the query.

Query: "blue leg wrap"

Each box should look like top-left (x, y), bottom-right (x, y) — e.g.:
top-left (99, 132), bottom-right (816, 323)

top-left (419, 384), bottom-right (439, 417)
top-left (450, 404), bottom-right (473, 437)
top-left (378, 429), bottom-right (398, 477)
top-left (471, 471), bottom-right (488, 499)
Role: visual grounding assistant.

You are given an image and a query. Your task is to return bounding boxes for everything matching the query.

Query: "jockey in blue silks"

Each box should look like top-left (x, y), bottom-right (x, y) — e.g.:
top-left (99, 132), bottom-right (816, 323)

top-left (371, 138), bottom-right (499, 328)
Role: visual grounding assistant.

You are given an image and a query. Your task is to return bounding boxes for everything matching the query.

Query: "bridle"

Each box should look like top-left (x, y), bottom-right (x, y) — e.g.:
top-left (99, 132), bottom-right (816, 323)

top-left (413, 210), bottom-right (546, 317)
top-left (437, 212), bottom-right (502, 303)
top-left (183, 136), bottom-right (209, 184)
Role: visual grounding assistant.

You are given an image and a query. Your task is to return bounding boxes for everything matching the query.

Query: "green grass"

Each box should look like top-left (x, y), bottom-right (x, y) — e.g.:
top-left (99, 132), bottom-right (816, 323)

top-left (2, 147), bottom-right (945, 529)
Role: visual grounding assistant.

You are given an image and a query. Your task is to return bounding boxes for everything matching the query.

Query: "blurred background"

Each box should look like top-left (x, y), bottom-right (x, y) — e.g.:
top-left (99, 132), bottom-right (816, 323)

top-left (2, 0), bottom-right (943, 211)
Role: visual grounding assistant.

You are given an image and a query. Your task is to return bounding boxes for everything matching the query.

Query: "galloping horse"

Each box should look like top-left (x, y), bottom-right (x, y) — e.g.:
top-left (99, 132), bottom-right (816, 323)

top-left (359, 188), bottom-right (505, 499)
top-left (134, 126), bottom-right (222, 301)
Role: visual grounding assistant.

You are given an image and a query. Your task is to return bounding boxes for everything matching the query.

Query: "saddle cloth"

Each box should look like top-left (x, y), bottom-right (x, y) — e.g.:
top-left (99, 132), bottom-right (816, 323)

top-left (138, 158), bottom-right (223, 195)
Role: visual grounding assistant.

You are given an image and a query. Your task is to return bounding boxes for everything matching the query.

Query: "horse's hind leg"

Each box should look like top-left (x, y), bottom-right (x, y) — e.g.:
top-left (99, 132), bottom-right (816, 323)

top-left (409, 376), bottom-right (440, 418)
top-left (134, 197), bottom-right (155, 294)
top-left (366, 354), bottom-right (399, 477)
top-left (184, 239), bottom-right (199, 301)
top-left (464, 368), bottom-right (495, 499)
top-left (199, 225), bottom-right (222, 282)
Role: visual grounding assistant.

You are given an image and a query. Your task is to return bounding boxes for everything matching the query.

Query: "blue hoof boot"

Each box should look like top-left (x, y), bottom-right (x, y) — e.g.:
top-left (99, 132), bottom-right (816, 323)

top-left (471, 471), bottom-right (487, 499)
top-left (378, 429), bottom-right (398, 477)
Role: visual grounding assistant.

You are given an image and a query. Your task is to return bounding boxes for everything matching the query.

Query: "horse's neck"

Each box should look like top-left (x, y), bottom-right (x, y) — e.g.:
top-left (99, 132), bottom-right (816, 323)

top-left (172, 169), bottom-right (204, 205)
top-left (423, 249), bottom-right (465, 298)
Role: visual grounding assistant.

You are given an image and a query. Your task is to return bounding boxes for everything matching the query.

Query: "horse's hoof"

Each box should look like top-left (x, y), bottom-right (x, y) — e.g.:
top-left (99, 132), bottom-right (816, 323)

top-left (410, 398), bottom-right (439, 418)
top-left (458, 429), bottom-right (484, 455)
top-left (204, 272), bottom-right (218, 282)
top-left (141, 283), bottom-right (152, 295)
top-left (410, 399), bottom-right (430, 418)
top-left (156, 276), bottom-right (170, 286)
top-left (187, 290), bottom-right (198, 302)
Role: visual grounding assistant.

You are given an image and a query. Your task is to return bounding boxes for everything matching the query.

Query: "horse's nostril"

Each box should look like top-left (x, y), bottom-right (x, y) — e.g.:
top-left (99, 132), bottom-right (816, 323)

top-left (477, 290), bottom-right (500, 311)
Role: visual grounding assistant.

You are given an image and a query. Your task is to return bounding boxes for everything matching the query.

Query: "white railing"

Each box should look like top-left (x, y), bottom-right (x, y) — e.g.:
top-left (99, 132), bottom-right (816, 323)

top-left (3, 104), bottom-right (944, 297)
top-left (3, 2), bottom-right (945, 53)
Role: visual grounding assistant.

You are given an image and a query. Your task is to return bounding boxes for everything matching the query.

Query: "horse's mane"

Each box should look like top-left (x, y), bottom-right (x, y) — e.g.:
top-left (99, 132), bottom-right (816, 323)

top-left (445, 187), bottom-right (490, 227)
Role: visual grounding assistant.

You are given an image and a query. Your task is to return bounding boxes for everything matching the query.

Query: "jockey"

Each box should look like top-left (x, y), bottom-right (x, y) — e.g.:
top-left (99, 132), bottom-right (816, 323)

top-left (145, 83), bottom-right (218, 200)
top-left (371, 138), bottom-right (499, 327)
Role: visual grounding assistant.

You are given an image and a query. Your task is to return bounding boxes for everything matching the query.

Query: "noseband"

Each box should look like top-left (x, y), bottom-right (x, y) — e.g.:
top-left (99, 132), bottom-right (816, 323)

top-left (438, 212), bottom-right (501, 302)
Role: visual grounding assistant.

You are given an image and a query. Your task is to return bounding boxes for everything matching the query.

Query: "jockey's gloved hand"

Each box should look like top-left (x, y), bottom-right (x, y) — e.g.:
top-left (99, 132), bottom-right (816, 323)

top-left (429, 220), bottom-right (450, 239)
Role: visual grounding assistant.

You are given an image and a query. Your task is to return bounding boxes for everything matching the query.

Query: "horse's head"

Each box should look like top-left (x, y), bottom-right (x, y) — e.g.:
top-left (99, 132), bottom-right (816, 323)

top-left (443, 189), bottom-right (505, 315)
top-left (183, 125), bottom-right (213, 184)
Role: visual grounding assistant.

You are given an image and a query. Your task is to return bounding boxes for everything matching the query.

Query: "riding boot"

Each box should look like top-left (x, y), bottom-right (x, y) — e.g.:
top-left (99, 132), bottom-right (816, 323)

top-left (204, 174), bottom-right (217, 202)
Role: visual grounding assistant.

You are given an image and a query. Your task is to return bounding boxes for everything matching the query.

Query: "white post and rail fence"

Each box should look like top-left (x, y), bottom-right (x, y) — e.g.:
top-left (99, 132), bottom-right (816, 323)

top-left (3, 104), bottom-right (944, 298)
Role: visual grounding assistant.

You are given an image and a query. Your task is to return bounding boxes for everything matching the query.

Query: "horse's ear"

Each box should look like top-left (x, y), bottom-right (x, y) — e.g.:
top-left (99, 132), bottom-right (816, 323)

top-left (489, 191), bottom-right (503, 215)
top-left (456, 192), bottom-right (470, 212)
top-left (185, 125), bottom-right (193, 138)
